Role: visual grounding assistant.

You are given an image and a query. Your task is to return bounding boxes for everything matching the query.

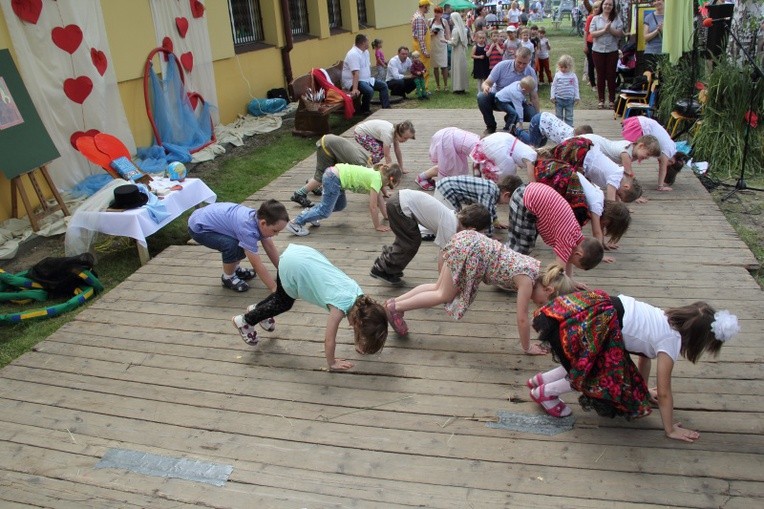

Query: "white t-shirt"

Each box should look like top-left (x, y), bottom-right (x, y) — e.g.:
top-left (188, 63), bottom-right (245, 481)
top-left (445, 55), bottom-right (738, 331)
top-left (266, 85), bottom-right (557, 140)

top-left (583, 145), bottom-right (624, 190)
top-left (354, 119), bottom-right (394, 145)
top-left (399, 189), bottom-right (458, 249)
top-left (495, 81), bottom-right (527, 122)
top-left (386, 55), bottom-right (412, 81)
top-left (618, 294), bottom-right (681, 361)
top-left (582, 134), bottom-right (633, 165)
top-left (578, 173), bottom-right (604, 217)
top-left (637, 117), bottom-right (676, 159)
top-left (473, 132), bottom-right (537, 179)
top-left (342, 45), bottom-right (373, 90)
top-left (539, 112), bottom-right (574, 144)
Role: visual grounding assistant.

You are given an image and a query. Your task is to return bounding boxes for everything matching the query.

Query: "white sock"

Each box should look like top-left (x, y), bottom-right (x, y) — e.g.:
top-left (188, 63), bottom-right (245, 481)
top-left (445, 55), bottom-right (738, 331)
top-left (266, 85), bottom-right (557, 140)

top-left (540, 365), bottom-right (567, 384)
top-left (542, 378), bottom-right (573, 398)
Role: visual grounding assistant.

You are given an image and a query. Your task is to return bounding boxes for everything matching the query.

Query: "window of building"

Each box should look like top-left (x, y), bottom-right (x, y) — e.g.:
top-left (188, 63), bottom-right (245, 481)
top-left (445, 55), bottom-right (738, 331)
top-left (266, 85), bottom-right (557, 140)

top-left (357, 0), bottom-right (367, 26)
top-left (289, 0), bottom-right (310, 35)
top-left (228, 0), bottom-right (265, 46)
top-left (328, 0), bottom-right (343, 29)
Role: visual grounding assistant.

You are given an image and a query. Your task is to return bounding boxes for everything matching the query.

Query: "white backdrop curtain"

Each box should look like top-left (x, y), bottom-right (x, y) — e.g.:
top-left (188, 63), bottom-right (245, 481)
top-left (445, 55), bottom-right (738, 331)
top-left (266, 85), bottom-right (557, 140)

top-left (0, 0), bottom-right (136, 190)
top-left (149, 0), bottom-right (220, 125)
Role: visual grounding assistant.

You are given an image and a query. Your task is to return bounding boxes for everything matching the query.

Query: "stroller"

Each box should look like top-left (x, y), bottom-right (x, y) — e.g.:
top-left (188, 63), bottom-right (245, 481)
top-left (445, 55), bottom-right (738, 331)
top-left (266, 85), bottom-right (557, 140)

top-left (615, 40), bottom-right (637, 89)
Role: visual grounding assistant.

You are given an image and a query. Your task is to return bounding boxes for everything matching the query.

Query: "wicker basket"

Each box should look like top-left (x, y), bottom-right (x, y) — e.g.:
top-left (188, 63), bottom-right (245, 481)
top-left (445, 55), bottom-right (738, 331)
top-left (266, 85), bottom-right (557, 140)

top-left (300, 95), bottom-right (321, 112)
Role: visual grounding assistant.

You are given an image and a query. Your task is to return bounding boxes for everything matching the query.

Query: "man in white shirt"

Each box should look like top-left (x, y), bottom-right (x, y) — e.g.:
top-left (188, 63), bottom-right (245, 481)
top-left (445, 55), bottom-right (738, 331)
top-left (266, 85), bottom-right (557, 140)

top-left (342, 33), bottom-right (390, 115)
top-left (386, 46), bottom-right (417, 97)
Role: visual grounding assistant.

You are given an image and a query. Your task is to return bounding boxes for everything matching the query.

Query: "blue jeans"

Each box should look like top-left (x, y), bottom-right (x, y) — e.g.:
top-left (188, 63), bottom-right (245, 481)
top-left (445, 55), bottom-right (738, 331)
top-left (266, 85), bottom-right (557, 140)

top-left (515, 113), bottom-right (547, 147)
top-left (477, 91), bottom-right (537, 131)
top-left (295, 171), bottom-right (347, 225)
top-left (555, 98), bottom-right (575, 126)
top-left (188, 227), bottom-right (244, 264)
top-left (358, 79), bottom-right (390, 112)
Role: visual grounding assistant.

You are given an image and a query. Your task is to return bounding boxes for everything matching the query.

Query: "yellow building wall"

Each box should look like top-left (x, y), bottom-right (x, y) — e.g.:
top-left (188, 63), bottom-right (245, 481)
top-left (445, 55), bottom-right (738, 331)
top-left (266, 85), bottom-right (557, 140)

top-left (0, 0), bottom-right (411, 222)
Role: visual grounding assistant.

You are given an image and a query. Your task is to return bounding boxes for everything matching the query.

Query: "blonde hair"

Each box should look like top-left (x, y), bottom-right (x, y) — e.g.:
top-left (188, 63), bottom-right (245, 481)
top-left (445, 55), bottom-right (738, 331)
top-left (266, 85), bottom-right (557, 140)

top-left (635, 135), bottom-right (661, 157)
top-left (536, 263), bottom-right (576, 297)
top-left (411, 50), bottom-right (421, 59)
top-left (348, 295), bottom-right (388, 354)
top-left (520, 76), bottom-right (536, 91)
top-left (557, 54), bottom-right (574, 71)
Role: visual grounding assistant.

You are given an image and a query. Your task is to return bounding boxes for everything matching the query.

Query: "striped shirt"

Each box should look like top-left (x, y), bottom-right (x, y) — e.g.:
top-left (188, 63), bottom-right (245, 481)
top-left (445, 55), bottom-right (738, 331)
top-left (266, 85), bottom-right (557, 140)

top-left (522, 182), bottom-right (583, 262)
top-left (436, 176), bottom-right (500, 236)
top-left (487, 42), bottom-right (504, 69)
top-left (551, 71), bottom-right (580, 101)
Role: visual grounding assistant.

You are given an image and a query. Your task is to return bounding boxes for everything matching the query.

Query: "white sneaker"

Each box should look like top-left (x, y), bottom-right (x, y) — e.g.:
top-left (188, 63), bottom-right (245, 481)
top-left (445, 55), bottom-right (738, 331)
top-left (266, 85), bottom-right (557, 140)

top-left (246, 304), bottom-right (277, 332)
top-left (232, 314), bottom-right (259, 345)
top-left (286, 221), bottom-right (309, 236)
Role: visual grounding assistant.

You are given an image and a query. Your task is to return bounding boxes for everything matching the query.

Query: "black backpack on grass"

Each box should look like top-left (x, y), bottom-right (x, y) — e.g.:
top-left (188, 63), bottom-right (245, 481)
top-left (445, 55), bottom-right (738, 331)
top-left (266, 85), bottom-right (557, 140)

top-left (27, 253), bottom-right (97, 297)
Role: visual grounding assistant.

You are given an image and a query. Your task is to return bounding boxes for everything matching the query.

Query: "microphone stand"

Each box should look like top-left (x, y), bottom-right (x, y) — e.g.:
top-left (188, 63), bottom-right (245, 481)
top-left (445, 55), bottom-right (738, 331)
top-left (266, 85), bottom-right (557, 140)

top-left (719, 21), bottom-right (764, 201)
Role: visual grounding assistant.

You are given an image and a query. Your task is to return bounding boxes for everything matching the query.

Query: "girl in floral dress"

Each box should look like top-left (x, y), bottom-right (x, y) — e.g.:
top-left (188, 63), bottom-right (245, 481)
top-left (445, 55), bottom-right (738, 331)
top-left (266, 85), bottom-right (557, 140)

top-left (529, 291), bottom-right (739, 443)
top-left (384, 230), bottom-right (575, 355)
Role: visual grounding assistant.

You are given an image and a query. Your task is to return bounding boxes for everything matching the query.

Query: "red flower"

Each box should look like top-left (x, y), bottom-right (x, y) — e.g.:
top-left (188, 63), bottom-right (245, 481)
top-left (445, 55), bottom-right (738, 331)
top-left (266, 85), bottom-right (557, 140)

top-left (745, 110), bottom-right (759, 128)
top-left (695, 81), bottom-right (706, 91)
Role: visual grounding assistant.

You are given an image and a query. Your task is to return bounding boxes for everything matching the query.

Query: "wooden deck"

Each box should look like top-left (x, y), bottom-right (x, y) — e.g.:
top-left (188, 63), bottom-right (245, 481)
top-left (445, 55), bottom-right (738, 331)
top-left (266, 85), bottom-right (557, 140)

top-left (1, 109), bottom-right (762, 508)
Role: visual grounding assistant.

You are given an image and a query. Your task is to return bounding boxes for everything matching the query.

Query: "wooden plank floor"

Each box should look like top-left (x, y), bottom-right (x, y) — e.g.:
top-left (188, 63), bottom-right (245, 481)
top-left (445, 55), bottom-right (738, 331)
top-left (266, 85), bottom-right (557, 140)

top-left (1, 109), bottom-right (762, 508)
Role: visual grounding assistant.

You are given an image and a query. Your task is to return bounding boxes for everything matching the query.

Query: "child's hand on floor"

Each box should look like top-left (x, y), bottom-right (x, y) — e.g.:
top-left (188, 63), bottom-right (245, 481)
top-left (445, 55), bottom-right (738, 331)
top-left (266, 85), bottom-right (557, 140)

top-left (667, 423), bottom-right (701, 443)
top-left (635, 196), bottom-right (648, 204)
top-left (375, 225), bottom-right (391, 232)
top-left (605, 241), bottom-right (619, 250)
top-left (602, 256), bottom-right (615, 264)
top-left (524, 342), bottom-right (549, 355)
top-left (330, 359), bottom-right (354, 371)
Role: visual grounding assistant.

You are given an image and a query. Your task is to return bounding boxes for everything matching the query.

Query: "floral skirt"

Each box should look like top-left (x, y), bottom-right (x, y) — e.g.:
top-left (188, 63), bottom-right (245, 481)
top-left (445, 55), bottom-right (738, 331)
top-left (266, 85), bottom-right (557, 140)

top-left (552, 136), bottom-right (594, 171)
top-left (354, 133), bottom-right (384, 164)
top-left (533, 290), bottom-right (651, 420)
top-left (533, 159), bottom-right (590, 226)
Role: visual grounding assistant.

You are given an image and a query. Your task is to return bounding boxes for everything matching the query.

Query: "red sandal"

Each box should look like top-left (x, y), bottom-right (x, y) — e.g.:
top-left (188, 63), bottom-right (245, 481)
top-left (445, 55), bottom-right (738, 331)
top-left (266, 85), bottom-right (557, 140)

top-left (526, 372), bottom-right (543, 390)
top-left (530, 385), bottom-right (572, 418)
top-left (385, 299), bottom-right (408, 336)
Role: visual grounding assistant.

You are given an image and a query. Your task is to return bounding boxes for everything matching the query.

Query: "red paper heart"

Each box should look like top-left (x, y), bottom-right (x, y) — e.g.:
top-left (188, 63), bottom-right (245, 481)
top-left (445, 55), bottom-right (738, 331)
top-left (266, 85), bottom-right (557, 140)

top-left (70, 129), bottom-right (101, 150)
top-left (91, 48), bottom-right (108, 76)
top-left (63, 76), bottom-right (93, 104)
top-left (11, 0), bottom-right (42, 24)
top-left (161, 36), bottom-right (174, 61)
top-left (187, 92), bottom-right (200, 110)
top-left (190, 0), bottom-right (205, 18)
top-left (180, 52), bottom-right (194, 72)
top-left (51, 24), bottom-right (83, 54)
top-left (175, 17), bottom-right (189, 38)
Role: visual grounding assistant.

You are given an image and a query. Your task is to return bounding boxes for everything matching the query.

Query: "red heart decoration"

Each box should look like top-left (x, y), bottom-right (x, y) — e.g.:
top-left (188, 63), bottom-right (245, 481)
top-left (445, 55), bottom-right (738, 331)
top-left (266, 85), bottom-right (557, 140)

top-left (187, 93), bottom-right (200, 110)
top-left (11, 0), bottom-right (42, 24)
top-left (190, 0), bottom-right (205, 18)
top-left (63, 76), bottom-right (93, 104)
top-left (90, 48), bottom-right (108, 76)
top-left (51, 24), bottom-right (83, 54)
top-left (70, 129), bottom-right (101, 150)
top-left (162, 36), bottom-right (173, 61)
top-left (180, 52), bottom-right (194, 73)
top-left (175, 17), bottom-right (189, 38)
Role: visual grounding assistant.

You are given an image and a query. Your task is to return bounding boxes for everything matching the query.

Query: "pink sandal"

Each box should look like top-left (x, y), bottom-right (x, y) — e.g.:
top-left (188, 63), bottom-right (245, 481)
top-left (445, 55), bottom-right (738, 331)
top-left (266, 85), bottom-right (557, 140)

top-left (526, 372), bottom-right (543, 390)
top-left (530, 385), bottom-right (572, 418)
top-left (385, 299), bottom-right (409, 336)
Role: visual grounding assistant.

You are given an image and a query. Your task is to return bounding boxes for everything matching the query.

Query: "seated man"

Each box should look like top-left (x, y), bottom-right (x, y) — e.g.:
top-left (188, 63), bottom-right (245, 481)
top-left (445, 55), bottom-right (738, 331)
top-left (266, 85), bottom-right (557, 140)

top-left (476, 47), bottom-right (540, 136)
top-left (386, 46), bottom-right (417, 98)
top-left (342, 33), bottom-right (390, 115)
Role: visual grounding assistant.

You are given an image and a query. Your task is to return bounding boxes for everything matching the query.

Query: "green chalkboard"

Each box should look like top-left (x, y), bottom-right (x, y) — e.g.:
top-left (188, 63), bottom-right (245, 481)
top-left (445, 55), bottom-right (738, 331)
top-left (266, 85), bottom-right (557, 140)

top-left (0, 49), bottom-right (60, 179)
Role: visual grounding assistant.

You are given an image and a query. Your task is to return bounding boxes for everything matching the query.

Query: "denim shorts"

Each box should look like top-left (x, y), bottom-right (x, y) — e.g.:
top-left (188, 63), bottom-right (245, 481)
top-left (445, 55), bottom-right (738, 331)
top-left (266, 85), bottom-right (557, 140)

top-left (188, 227), bottom-right (244, 264)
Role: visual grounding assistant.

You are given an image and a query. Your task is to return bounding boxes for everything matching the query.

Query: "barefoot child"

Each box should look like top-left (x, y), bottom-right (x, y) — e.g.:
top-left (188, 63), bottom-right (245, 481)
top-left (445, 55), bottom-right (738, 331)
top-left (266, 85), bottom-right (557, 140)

top-left (286, 163), bottom-right (402, 236)
top-left (504, 177), bottom-right (606, 276)
top-left (384, 230), bottom-right (575, 355)
top-left (290, 134), bottom-right (372, 208)
top-left (530, 291), bottom-right (739, 442)
top-left (370, 191), bottom-right (491, 285)
top-left (232, 244), bottom-right (388, 371)
top-left (188, 200), bottom-right (288, 293)
top-left (354, 119), bottom-right (416, 171)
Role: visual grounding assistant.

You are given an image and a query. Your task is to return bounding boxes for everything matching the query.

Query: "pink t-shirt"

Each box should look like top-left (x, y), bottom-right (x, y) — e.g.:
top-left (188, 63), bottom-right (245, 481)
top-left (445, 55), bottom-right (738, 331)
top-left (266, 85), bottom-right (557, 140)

top-left (522, 182), bottom-right (583, 262)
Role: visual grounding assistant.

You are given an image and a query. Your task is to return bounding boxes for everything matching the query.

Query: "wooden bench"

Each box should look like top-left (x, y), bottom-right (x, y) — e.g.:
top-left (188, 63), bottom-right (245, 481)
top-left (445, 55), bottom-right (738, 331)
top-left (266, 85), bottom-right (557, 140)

top-left (290, 61), bottom-right (353, 137)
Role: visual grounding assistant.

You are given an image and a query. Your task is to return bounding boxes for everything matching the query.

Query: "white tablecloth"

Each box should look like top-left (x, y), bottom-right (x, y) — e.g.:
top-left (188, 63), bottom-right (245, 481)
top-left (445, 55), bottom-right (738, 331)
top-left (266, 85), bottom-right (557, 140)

top-left (66, 178), bottom-right (216, 249)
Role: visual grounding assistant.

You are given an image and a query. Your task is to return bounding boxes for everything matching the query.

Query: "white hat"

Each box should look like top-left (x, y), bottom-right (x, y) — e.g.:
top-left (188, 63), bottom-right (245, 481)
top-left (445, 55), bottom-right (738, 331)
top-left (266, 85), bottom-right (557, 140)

top-left (507, 26), bottom-right (517, 32)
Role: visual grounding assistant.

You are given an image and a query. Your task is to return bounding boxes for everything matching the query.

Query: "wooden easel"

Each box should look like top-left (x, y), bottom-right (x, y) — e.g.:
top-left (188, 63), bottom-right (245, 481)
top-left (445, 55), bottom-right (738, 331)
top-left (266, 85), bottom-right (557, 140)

top-left (11, 165), bottom-right (70, 231)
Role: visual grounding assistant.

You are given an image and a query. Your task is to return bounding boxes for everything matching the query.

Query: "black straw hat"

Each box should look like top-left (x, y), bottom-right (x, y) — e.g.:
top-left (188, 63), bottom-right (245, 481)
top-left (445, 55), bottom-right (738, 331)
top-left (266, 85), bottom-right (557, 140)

top-left (110, 184), bottom-right (148, 210)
